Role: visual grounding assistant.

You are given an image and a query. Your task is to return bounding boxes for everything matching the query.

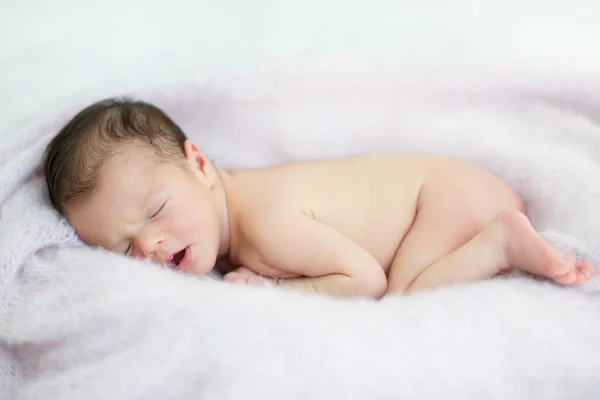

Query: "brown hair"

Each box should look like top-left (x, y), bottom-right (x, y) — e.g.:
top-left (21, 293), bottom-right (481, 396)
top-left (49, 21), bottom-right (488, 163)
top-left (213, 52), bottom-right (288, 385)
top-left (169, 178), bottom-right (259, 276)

top-left (44, 97), bottom-right (188, 214)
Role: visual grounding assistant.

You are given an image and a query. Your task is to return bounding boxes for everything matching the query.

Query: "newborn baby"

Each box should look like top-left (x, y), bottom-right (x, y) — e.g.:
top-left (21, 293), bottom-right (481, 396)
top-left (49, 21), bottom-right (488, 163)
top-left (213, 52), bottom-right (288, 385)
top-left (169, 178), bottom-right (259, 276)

top-left (44, 98), bottom-right (595, 298)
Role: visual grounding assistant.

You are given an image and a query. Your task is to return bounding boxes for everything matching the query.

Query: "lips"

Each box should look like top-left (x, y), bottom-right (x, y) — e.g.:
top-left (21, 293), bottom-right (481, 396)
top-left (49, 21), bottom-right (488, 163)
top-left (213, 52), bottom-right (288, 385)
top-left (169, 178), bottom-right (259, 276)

top-left (166, 247), bottom-right (192, 273)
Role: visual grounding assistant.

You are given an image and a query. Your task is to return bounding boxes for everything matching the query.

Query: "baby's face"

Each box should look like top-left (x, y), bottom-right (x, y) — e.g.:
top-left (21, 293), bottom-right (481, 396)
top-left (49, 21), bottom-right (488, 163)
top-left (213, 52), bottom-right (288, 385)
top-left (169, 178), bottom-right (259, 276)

top-left (66, 141), bottom-right (224, 276)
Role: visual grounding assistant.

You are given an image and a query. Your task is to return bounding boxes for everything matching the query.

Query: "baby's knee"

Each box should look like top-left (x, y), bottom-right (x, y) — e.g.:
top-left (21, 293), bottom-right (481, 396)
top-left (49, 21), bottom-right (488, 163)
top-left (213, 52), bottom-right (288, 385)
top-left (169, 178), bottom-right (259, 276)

top-left (498, 179), bottom-right (525, 213)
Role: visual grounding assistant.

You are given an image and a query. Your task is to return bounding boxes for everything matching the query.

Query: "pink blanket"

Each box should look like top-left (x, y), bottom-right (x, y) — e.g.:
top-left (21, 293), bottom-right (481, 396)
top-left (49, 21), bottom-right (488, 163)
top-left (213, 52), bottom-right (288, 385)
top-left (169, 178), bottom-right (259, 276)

top-left (2, 60), bottom-right (600, 399)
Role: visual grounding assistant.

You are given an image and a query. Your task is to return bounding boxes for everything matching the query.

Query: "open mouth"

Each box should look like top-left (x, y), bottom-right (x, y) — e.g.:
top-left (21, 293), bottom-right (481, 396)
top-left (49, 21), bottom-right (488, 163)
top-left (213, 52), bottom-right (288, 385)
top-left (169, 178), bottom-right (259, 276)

top-left (167, 247), bottom-right (191, 272)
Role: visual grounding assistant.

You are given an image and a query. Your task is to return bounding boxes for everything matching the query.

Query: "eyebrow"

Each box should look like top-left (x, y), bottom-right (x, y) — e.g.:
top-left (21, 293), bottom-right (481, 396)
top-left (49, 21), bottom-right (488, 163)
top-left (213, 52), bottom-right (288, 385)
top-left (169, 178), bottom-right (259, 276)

top-left (143, 188), bottom-right (158, 209)
top-left (142, 185), bottom-right (166, 214)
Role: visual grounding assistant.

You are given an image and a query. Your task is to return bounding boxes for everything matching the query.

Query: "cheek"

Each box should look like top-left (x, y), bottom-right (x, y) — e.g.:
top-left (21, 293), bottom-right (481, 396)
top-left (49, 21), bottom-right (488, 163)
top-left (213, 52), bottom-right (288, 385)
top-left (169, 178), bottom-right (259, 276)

top-left (170, 197), bottom-right (214, 238)
top-left (161, 209), bottom-right (196, 238)
top-left (194, 200), bottom-right (220, 233)
top-left (171, 182), bottom-right (220, 238)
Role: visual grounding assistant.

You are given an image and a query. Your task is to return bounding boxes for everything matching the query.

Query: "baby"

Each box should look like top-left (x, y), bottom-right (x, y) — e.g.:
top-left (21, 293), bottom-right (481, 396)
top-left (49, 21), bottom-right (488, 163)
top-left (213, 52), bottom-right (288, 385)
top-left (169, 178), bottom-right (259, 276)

top-left (44, 98), bottom-right (595, 299)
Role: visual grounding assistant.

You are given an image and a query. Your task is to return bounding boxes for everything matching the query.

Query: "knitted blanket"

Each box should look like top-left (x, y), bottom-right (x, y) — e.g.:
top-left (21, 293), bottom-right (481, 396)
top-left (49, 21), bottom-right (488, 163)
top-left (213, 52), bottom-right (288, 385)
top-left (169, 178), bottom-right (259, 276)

top-left (2, 61), bottom-right (600, 399)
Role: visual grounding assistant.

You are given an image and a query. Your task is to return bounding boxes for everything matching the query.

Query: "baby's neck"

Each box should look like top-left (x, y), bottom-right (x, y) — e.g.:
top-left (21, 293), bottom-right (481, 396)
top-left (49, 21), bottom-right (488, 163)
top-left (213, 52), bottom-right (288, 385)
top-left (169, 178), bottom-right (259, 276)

top-left (216, 169), bottom-right (236, 259)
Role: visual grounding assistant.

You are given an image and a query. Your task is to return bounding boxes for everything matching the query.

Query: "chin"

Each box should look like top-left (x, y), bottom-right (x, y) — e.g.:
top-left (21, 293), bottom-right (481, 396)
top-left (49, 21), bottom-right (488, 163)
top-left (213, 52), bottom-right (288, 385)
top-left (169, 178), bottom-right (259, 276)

top-left (188, 258), bottom-right (217, 277)
top-left (186, 263), bottom-right (204, 276)
top-left (180, 244), bottom-right (215, 275)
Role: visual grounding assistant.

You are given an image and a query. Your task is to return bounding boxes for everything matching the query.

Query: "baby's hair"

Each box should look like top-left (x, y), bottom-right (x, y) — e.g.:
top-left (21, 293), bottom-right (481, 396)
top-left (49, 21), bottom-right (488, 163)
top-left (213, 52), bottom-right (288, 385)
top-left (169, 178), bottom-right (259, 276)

top-left (44, 97), bottom-right (188, 215)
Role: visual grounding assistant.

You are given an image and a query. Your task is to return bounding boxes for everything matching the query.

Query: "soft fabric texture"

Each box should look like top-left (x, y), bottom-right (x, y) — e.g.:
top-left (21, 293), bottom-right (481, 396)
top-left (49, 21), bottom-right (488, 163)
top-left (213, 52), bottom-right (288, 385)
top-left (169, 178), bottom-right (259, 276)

top-left (2, 61), bottom-right (600, 399)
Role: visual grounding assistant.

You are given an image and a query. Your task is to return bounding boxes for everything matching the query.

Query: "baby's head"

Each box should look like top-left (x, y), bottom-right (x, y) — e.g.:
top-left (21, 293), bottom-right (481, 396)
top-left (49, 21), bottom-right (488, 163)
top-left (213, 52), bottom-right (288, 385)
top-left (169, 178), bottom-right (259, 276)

top-left (44, 98), bottom-right (228, 275)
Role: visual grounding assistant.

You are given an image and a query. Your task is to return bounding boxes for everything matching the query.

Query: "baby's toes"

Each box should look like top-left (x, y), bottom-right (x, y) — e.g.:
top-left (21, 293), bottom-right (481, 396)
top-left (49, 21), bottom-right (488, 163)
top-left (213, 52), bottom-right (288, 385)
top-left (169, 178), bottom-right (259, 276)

top-left (553, 270), bottom-right (577, 285)
top-left (554, 253), bottom-right (578, 274)
top-left (577, 262), bottom-right (595, 281)
top-left (575, 272), bottom-right (588, 285)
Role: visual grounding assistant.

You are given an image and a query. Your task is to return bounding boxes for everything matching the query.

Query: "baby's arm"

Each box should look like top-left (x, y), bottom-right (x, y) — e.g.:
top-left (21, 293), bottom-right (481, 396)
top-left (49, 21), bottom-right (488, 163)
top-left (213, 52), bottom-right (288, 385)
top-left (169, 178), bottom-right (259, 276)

top-left (249, 211), bottom-right (387, 299)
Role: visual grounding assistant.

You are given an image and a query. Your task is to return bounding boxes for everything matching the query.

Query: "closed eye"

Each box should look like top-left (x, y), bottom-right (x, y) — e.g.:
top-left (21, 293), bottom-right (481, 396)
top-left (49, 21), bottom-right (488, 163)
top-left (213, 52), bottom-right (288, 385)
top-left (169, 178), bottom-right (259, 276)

top-left (151, 199), bottom-right (168, 218)
top-left (124, 243), bottom-right (132, 256)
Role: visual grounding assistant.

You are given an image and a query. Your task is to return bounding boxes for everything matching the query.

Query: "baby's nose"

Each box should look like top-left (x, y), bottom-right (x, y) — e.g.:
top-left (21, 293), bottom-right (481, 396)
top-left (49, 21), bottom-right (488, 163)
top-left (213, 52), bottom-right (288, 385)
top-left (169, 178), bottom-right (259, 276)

top-left (138, 233), bottom-right (164, 260)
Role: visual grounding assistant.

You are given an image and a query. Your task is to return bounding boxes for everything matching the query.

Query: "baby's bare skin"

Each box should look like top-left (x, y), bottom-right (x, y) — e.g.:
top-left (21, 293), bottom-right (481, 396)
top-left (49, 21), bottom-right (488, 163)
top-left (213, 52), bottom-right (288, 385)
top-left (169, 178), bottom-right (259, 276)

top-left (219, 153), bottom-right (594, 297)
top-left (68, 141), bottom-right (595, 299)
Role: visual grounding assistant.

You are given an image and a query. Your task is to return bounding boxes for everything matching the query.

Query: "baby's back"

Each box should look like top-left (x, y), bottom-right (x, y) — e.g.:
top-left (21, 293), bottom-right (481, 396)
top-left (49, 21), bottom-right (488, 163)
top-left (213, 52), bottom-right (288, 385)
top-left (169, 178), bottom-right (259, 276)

top-left (230, 153), bottom-right (430, 269)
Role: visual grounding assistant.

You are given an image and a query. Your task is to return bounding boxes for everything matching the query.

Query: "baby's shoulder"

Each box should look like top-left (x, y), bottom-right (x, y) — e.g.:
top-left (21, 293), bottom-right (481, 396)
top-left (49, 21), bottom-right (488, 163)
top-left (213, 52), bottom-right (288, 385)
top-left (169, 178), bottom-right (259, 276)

top-left (234, 201), bottom-right (311, 264)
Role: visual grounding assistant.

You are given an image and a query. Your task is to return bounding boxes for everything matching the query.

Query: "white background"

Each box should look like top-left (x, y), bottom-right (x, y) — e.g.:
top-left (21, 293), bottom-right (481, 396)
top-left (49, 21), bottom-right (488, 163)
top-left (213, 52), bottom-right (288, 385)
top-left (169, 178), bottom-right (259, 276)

top-left (2, 0), bottom-right (600, 135)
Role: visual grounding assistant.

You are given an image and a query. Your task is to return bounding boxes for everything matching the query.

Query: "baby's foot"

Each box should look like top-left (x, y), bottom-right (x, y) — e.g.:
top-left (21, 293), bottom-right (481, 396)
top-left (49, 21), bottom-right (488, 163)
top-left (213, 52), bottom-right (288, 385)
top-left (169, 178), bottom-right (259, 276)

top-left (550, 255), bottom-right (595, 285)
top-left (495, 210), bottom-right (595, 285)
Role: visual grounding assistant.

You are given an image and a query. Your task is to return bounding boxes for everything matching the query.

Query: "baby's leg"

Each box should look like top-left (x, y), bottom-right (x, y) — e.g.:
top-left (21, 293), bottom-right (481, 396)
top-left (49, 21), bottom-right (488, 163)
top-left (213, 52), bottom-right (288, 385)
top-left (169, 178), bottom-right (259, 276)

top-left (404, 210), bottom-right (593, 294)
top-left (386, 161), bottom-right (594, 295)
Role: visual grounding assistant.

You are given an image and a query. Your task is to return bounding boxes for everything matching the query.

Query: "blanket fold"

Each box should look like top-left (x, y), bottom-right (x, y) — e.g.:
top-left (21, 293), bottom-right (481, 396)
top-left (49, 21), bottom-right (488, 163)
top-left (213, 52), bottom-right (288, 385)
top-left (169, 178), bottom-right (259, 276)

top-left (1, 61), bottom-right (600, 399)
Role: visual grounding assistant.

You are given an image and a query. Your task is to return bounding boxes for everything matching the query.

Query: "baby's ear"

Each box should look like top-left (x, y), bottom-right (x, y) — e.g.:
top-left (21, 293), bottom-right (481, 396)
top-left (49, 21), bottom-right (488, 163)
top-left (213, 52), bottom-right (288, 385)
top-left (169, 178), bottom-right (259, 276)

top-left (183, 140), bottom-right (207, 170)
top-left (183, 140), bottom-right (216, 185)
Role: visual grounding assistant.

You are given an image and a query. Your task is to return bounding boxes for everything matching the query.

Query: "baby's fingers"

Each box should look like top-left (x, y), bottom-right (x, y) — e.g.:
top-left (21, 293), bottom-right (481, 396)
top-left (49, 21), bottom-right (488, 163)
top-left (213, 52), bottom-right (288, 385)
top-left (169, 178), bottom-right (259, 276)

top-left (223, 272), bottom-right (247, 284)
top-left (247, 276), bottom-right (271, 286)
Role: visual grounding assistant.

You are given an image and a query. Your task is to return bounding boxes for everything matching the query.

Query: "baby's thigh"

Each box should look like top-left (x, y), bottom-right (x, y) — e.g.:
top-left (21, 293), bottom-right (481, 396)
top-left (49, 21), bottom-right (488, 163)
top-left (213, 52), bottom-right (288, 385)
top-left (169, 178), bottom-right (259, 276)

top-left (386, 161), bottom-right (523, 291)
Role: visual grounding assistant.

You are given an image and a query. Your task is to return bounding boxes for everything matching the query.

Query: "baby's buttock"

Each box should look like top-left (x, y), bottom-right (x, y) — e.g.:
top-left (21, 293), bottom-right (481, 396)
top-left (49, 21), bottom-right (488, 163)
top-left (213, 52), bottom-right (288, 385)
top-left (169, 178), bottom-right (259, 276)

top-left (313, 153), bottom-right (523, 272)
top-left (422, 156), bottom-right (524, 220)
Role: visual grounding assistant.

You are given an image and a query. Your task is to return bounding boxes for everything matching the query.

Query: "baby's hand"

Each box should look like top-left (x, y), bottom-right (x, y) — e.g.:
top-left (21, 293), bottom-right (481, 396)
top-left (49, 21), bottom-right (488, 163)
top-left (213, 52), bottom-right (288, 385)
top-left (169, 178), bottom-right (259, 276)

top-left (223, 266), bottom-right (277, 286)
